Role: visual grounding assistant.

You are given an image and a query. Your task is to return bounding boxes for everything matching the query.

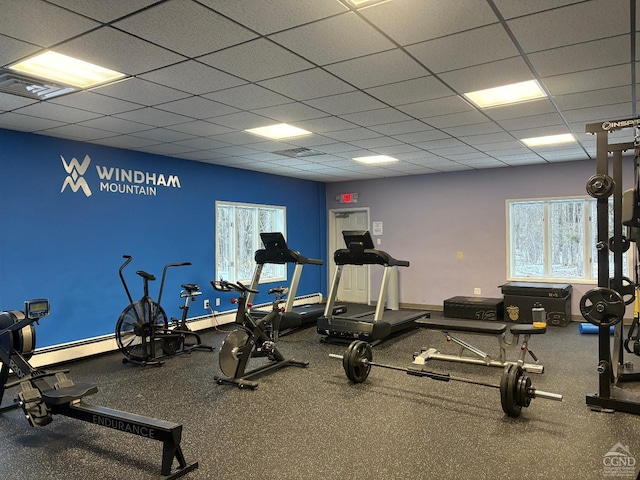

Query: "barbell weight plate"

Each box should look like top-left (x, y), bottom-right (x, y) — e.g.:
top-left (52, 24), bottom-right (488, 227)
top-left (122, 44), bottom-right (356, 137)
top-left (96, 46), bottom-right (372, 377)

top-left (586, 174), bottom-right (615, 198)
top-left (343, 340), bottom-right (372, 383)
top-left (616, 276), bottom-right (636, 306)
top-left (579, 287), bottom-right (625, 327)
top-left (500, 364), bottom-right (523, 418)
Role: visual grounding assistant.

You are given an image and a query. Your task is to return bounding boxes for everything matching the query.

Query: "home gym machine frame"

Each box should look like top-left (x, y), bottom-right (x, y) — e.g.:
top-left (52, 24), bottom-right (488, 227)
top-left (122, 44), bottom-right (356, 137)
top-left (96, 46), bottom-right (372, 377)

top-left (582, 117), bottom-right (640, 415)
top-left (0, 298), bottom-right (198, 479)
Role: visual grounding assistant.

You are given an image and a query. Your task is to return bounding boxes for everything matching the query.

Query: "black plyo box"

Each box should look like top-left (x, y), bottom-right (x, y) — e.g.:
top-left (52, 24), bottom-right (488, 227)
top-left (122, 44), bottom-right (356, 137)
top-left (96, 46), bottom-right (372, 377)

top-left (500, 282), bottom-right (572, 326)
top-left (443, 296), bottom-right (504, 321)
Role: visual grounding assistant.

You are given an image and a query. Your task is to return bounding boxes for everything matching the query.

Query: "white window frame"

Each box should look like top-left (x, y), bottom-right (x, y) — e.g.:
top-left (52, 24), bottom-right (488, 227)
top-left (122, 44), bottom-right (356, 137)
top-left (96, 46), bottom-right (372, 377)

top-left (506, 196), bottom-right (630, 283)
top-left (215, 201), bottom-right (286, 284)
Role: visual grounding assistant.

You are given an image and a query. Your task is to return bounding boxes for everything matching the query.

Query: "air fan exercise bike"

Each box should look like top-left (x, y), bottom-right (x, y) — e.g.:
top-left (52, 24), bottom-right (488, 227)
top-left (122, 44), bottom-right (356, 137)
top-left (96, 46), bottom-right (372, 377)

top-left (210, 279), bottom-right (308, 388)
top-left (0, 298), bottom-right (198, 478)
top-left (115, 255), bottom-right (214, 366)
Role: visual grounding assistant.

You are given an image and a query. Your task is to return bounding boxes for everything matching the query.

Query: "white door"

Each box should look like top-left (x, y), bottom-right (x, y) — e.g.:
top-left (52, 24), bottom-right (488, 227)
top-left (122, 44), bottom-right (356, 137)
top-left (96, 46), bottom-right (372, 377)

top-left (330, 209), bottom-right (369, 304)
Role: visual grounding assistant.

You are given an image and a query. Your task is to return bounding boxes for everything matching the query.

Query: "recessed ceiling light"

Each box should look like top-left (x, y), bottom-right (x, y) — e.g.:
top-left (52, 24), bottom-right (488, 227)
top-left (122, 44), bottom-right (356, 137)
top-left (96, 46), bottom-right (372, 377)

top-left (245, 123), bottom-right (313, 140)
top-left (347, 0), bottom-right (391, 7)
top-left (353, 155), bottom-right (399, 164)
top-left (9, 51), bottom-right (125, 89)
top-left (463, 80), bottom-right (546, 108)
top-left (521, 133), bottom-right (576, 147)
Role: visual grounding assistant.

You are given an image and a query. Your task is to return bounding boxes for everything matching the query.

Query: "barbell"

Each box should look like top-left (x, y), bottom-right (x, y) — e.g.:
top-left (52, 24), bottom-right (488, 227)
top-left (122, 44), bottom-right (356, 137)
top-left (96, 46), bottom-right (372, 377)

top-left (330, 340), bottom-right (563, 418)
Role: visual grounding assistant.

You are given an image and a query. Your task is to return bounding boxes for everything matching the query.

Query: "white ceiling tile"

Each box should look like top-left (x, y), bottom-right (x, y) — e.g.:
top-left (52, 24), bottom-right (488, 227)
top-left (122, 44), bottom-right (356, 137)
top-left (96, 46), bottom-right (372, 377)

top-left (133, 128), bottom-right (198, 143)
top-left (114, 0), bottom-right (257, 57)
top-left (397, 96), bottom-right (474, 119)
top-left (48, 0), bottom-right (160, 23)
top-left (139, 61), bottom-right (247, 96)
top-left (360, 0), bottom-right (498, 46)
top-left (459, 132), bottom-right (516, 146)
top-left (322, 127), bottom-right (383, 142)
top-left (50, 91), bottom-right (141, 115)
top-left (365, 76), bottom-right (453, 106)
top-left (166, 120), bottom-right (235, 137)
top-left (155, 97), bottom-right (239, 119)
top-left (437, 57), bottom-right (534, 93)
top-left (199, 0), bottom-right (348, 35)
top-left (507, 0), bottom-right (628, 53)
top-left (78, 116), bottom-right (156, 134)
top-left (406, 24), bottom-right (520, 74)
top-left (258, 68), bottom-right (354, 101)
top-left (348, 136), bottom-right (403, 149)
top-left (339, 108), bottom-right (413, 127)
top-left (92, 134), bottom-right (161, 149)
top-left (0, 34), bottom-right (40, 66)
top-left (252, 103), bottom-right (329, 123)
top-left (0, 0), bottom-right (99, 46)
top-left (13, 102), bottom-right (102, 123)
top-left (427, 110), bottom-right (491, 129)
top-left (94, 78), bottom-right (190, 106)
top-left (0, 92), bottom-right (38, 112)
top-left (209, 131), bottom-right (269, 146)
top-left (203, 84), bottom-right (292, 110)
top-left (114, 107), bottom-right (193, 128)
top-left (492, 0), bottom-right (585, 20)
top-left (38, 124), bottom-right (116, 141)
top-left (554, 86), bottom-right (632, 111)
top-left (305, 92), bottom-right (388, 116)
top-left (441, 122), bottom-right (504, 138)
top-left (56, 26), bottom-right (185, 76)
top-left (269, 12), bottom-right (396, 65)
top-left (369, 119), bottom-right (432, 136)
top-left (542, 64), bottom-right (630, 96)
top-left (483, 98), bottom-right (557, 121)
top-left (294, 117), bottom-right (359, 134)
top-left (136, 143), bottom-right (199, 156)
top-left (199, 39), bottom-right (313, 82)
top-left (324, 49), bottom-right (428, 89)
top-left (528, 35), bottom-right (629, 77)
top-left (208, 111), bottom-right (276, 131)
top-left (172, 136), bottom-right (232, 150)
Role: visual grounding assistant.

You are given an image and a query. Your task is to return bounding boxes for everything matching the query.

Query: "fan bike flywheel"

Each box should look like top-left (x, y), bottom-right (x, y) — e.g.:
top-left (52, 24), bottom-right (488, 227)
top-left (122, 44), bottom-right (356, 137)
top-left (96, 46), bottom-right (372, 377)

top-left (218, 327), bottom-right (252, 378)
top-left (115, 300), bottom-right (168, 363)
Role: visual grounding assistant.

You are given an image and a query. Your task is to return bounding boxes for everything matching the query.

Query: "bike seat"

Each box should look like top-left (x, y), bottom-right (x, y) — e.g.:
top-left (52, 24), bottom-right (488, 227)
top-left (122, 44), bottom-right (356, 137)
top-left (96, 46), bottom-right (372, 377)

top-left (136, 270), bottom-right (156, 281)
top-left (268, 286), bottom-right (289, 296)
top-left (181, 283), bottom-right (199, 292)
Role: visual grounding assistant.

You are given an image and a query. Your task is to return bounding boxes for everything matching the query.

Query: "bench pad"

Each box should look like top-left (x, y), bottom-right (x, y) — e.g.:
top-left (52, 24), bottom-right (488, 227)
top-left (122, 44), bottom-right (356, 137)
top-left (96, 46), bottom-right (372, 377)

top-left (416, 318), bottom-right (507, 335)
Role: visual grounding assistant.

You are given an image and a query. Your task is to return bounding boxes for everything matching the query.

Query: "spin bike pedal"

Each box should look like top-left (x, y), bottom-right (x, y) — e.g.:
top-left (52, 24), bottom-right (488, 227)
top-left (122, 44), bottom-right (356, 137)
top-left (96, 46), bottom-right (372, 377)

top-left (17, 382), bottom-right (52, 427)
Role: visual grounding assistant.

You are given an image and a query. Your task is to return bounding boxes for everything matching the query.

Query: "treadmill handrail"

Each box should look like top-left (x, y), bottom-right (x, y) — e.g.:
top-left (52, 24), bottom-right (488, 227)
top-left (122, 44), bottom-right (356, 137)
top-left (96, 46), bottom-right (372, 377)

top-left (333, 248), bottom-right (410, 267)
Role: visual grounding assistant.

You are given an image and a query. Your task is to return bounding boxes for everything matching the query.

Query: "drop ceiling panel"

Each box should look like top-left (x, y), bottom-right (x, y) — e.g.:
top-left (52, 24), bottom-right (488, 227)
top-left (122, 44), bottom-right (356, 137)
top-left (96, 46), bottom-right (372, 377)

top-left (198, 0), bottom-right (348, 35)
top-left (269, 12), bottom-right (396, 66)
top-left (506, 0), bottom-right (628, 53)
top-left (203, 84), bottom-right (293, 110)
top-left (541, 64), bottom-right (631, 96)
top-left (49, 92), bottom-right (141, 116)
top-left (339, 108), bottom-right (413, 127)
top-left (113, 0), bottom-right (257, 58)
top-left (55, 27), bottom-right (185, 76)
top-left (365, 76), bottom-right (453, 106)
top-left (139, 61), bottom-right (247, 96)
top-left (155, 97), bottom-right (239, 119)
top-left (324, 49), bottom-right (427, 89)
top-left (95, 78), bottom-right (190, 106)
top-left (48, 0), bottom-right (160, 23)
top-left (492, 0), bottom-right (584, 20)
top-left (134, 128), bottom-right (198, 144)
top-left (253, 102), bottom-right (330, 123)
top-left (0, 0), bottom-right (99, 47)
top-left (199, 39), bottom-right (314, 83)
top-left (258, 68), bottom-right (354, 101)
top-left (0, 35), bottom-right (40, 66)
top-left (14, 102), bottom-right (102, 123)
top-left (360, 0), bottom-right (498, 46)
top-left (406, 24), bottom-right (520, 74)
top-left (437, 57), bottom-right (534, 93)
top-left (305, 92), bottom-right (388, 116)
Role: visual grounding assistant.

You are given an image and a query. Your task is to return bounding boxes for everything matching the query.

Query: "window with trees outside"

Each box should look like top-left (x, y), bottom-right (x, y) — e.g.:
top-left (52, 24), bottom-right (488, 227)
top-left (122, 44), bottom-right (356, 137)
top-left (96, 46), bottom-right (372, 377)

top-left (507, 197), bottom-right (628, 282)
top-left (216, 201), bottom-right (286, 284)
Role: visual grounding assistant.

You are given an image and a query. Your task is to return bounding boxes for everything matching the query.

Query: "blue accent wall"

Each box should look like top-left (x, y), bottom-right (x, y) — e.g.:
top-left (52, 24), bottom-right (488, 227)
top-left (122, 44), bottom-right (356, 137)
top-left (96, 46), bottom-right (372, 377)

top-left (0, 129), bottom-right (327, 348)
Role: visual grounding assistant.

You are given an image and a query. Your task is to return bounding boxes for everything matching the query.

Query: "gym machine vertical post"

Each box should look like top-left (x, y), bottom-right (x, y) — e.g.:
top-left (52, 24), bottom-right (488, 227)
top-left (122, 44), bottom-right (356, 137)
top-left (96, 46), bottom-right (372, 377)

top-left (583, 118), bottom-right (640, 415)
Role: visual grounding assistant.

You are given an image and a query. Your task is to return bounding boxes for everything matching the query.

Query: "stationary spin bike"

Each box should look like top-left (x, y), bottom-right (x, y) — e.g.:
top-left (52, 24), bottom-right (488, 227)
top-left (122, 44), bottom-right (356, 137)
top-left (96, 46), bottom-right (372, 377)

top-left (210, 279), bottom-right (308, 388)
top-left (115, 255), bottom-right (214, 366)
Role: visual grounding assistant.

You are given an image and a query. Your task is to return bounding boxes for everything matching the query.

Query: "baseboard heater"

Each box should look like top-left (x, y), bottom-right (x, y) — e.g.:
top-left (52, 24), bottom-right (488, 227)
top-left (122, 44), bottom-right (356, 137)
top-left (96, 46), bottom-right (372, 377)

top-left (20, 293), bottom-right (323, 369)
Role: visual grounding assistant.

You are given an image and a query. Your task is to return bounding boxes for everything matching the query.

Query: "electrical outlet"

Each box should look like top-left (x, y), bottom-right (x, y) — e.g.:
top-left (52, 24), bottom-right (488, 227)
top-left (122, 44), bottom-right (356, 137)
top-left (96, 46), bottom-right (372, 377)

top-left (474, 288), bottom-right (481, 295)
top-left (215, 298), bottom-right (220, 307)
top-left (204, 299), bottom-right (210, 309)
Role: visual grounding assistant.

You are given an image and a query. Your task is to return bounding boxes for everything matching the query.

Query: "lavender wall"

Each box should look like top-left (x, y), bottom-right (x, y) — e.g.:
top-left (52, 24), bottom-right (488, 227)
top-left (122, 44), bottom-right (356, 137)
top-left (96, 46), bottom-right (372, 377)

top-left (326, 159), bottom-right (634, 319)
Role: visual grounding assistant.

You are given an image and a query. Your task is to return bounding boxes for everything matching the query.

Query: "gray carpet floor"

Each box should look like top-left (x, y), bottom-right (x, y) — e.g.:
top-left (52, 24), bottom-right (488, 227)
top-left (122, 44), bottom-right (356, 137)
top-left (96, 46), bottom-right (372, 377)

top-left (1, 313), bottom-right (640, 479)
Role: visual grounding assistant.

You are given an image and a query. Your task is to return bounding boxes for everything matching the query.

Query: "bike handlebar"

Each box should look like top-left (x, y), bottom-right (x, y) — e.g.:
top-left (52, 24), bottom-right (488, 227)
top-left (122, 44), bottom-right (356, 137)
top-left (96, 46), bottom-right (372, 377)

top-left (210, 279), bottom-right (259, 294)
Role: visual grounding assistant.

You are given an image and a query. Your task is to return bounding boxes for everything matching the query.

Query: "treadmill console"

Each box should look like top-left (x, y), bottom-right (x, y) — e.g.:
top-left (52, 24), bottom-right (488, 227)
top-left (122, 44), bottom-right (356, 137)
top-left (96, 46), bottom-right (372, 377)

top-left (260, 232), bottom-right (288, 251)
top-left (24, 298), bottom-right (50, 320)
top-left (342, 230), bottom-right (375, 249)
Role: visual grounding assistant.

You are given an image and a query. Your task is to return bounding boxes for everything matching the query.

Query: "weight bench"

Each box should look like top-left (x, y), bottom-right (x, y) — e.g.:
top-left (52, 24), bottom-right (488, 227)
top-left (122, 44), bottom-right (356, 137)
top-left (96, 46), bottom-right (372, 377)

top-left (413, 318), bottom-right (545, 374)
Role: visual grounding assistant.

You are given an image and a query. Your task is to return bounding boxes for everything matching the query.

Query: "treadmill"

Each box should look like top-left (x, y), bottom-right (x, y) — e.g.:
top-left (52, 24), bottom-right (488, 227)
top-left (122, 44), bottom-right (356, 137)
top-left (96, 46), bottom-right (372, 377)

top-left (317, 230), bottom-right (429, 344)
top-left (247, 232), bottom-right (346, 333)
